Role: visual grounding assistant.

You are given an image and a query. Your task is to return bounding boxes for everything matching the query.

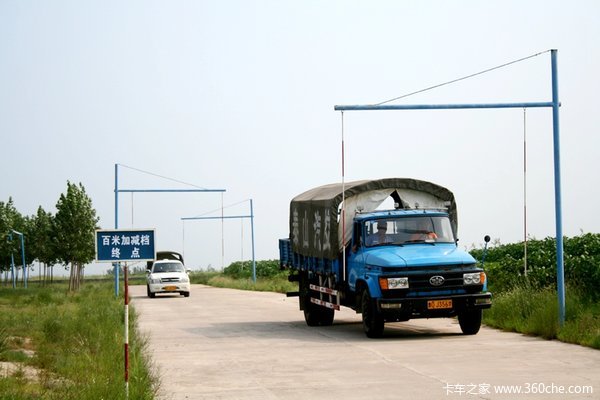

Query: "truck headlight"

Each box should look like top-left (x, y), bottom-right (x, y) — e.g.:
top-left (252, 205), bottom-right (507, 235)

top-left (379, 277), bottom-right (409, 290)
top-left (463, 272), bottom-right (486, 285)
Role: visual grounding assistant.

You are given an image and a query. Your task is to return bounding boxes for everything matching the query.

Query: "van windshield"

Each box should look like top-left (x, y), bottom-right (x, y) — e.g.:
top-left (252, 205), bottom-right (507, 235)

top-left (152, 263), bottom-right (185, 273)
top-left (365, 216), bottom-right (455, 247)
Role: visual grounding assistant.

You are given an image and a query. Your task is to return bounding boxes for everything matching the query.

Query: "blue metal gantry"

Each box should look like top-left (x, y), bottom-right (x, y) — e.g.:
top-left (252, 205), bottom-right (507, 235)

top-left (334, 49), bottom-right (565, 325)
top-left (113, 163), bottom-right (226, 295)
top-left (181, 199), bottom-right (257, 283)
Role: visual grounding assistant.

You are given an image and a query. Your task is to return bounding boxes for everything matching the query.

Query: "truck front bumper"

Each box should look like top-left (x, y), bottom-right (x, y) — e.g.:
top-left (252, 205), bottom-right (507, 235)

top-left (377, 292), bottom-right (492, 320)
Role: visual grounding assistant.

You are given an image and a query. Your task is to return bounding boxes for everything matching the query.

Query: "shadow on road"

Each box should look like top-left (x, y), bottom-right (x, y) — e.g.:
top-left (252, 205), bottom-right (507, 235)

top-left (183, 318), bottom-right (465, 343)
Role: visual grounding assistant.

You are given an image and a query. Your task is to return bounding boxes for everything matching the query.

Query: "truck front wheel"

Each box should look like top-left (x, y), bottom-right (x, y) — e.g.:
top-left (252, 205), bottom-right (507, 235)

top-left (361, 290), bottom-right (384, 338)
top-left (458, 309), bottom-right (482, 335)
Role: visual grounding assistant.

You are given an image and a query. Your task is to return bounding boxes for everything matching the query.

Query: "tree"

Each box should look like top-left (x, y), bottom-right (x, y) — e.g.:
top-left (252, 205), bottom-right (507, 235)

top-left (54, 182), bottom-right (99, 291)
top-left (0, 198), bottom-right (25, 286)
top-left (28, 206), bottom-right (57, 284)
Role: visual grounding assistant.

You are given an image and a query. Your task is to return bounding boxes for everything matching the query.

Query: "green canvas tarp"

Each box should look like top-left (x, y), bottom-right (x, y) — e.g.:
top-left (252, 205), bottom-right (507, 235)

top-left (289, 178), bottom-right (457, 260)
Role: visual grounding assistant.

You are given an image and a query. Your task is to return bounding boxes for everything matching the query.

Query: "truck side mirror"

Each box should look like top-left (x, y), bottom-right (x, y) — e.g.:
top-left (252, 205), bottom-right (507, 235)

top-left (481, 235), bottom-right (491, 267)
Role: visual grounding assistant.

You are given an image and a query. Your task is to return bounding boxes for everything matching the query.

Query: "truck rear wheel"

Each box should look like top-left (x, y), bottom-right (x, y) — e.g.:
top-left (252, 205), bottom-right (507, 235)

top-left (304, 303), bottom-right (334, 327)
top-left (361, 289), bottom-right (384, 338)
top-left (458, 309), bottom-right (482, 335)
top-left (300, 272), bottom-right (334, 326)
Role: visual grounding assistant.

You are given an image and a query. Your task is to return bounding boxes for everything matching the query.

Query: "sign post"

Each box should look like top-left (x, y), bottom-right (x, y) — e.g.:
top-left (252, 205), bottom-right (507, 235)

top-left (95, 229), bottom-right (156, 398)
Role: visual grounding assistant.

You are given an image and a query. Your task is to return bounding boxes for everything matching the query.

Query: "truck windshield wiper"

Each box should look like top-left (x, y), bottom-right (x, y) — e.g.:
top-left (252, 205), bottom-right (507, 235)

top-left (404, 240), bottom-right (436, 245)
top-left (369, 242), bottom-right (403, 248)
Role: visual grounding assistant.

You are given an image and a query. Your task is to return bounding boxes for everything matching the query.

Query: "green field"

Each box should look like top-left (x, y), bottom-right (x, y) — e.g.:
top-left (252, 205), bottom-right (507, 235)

top-left (0, 282), bottom-right (156, 399)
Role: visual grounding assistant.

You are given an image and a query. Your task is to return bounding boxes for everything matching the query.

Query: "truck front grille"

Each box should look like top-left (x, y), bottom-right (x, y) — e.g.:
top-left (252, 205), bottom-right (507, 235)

top-left (381, 270), bottom-right (482, 298)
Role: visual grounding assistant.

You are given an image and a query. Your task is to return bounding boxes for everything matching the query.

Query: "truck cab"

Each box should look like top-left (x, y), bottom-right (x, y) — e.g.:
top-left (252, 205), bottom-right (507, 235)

top-left (345, 209), bottom-right (490, 336)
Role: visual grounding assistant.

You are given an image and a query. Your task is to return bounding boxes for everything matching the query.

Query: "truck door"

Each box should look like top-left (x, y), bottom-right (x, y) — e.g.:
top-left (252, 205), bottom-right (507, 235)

top-left (347, 221), bottom-right (366, 291)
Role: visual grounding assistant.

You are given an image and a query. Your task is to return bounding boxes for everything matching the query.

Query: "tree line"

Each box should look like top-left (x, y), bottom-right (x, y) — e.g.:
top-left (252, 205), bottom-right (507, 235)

top-left (0, 182), bottom-right (99, 291)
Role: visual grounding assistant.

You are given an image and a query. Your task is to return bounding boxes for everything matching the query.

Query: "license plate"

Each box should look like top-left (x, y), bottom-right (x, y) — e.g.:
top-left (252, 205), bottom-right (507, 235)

top-left (427, 299), bottom-right (453, 309)
top-left (163, 286), bottom-right (177, 291)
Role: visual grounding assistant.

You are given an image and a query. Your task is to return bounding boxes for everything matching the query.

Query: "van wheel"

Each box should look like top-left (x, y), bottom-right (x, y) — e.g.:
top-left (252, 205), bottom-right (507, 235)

top-left (458, 309), bottom-right (482, 335)
top-left (362, 289), bottom-right (384, 338)
top-left (147, 285), bottom-right (156, 298)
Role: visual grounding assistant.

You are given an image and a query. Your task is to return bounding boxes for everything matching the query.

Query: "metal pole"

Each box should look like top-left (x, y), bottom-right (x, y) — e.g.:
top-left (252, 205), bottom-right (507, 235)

top-left (182, 221), bottom-right (185, 261)
top-left (335, 102), bottom-right (554, 111)
top-left (523, 108), bottom-right (528, 276)
top-left (551, 49), bottom-right (565, 326)
top-left (11, 251), bottom-right (15, 288)
top-left (9, 233), bottom-right (15, 289)
top-left (19, 233), bottom-right (26, 288)
top-left (114, 164), bottom-right (120, 296)
top-left (341, 112), bottom-right (346, 282)
top-left (250, 199), bottom-right (256, 283)
top-left (123, 262), bottom-right (129, 398)
top-left (221, 193), bottom-right (225, 271)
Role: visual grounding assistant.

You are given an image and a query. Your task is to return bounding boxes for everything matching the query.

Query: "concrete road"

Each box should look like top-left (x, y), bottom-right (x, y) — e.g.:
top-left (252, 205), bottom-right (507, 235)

top-left (131, 284), bottom-right (599, 400)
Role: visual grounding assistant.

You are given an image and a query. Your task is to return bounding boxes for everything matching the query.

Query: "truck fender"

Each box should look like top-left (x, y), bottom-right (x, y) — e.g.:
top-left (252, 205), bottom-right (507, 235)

top-left (355, 276), bottom-right (382, 311)
top-left (364, 274), bottom-right (383, 299)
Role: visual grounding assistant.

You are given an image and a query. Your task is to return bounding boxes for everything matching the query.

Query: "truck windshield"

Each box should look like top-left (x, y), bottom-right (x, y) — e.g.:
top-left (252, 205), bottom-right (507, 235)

top-left (365, 216), bottom-right (455, 247)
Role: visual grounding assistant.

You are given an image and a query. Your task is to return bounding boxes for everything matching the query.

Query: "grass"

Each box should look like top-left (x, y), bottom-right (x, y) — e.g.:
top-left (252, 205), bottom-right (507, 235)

top-left (189, 271), bottom-right (296, 293)
top-left (0, 282), bottom-right (157, 399)
top-left (483, 284), bottom-right (600, 349)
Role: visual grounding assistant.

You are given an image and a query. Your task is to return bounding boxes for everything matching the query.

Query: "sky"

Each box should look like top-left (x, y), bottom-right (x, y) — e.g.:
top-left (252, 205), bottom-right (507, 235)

top-left (1, 1), bottom-right (599, 276)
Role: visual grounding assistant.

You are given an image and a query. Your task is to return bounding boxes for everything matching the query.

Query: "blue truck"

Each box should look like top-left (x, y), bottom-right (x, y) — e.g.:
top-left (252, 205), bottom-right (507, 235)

top-left (279, 178), bottom-right (491, 338)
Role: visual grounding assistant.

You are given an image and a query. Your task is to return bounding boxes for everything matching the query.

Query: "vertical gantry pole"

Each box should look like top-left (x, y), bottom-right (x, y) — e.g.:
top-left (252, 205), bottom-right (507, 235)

top-left (114, 163), bottom-right (120, 296)
top-left (20, 233), bottom-right (26, 288)
top-left (250, 199), bottom-right (256, 283)
top-left (9, 233), bottom-right (15, 289)
top-left (551, 49), bottom-right (565, 325)
top-left (341, 112), bottom-right (346, 282)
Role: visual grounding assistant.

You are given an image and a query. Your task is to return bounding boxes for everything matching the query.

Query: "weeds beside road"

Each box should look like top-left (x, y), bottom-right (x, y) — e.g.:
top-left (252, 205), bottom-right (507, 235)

top-left (0, 282), bottom-right (156, 399)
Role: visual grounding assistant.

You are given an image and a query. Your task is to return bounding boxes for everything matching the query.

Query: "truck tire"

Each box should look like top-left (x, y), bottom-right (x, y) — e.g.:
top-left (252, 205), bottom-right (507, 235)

top-left (299, 272), bottom-right (334, 327)
top-left (361, 289), bottom-right (384, 338)
top-left (304, 303), bottom-right (334, 327)
top-left (458, 309), bottom-right (482, 335)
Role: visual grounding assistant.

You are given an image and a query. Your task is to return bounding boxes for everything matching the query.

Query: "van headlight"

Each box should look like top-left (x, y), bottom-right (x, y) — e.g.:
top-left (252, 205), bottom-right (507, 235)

top-left (463, 272), bottom-right (486, 285)
top-left (149, 277), bottom-right (161, 284)
top-left (180, 276), bottom-right (189, 283)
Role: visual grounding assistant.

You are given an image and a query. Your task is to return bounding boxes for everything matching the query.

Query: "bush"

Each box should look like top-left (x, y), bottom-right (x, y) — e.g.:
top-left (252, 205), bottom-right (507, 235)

top-left (223, 259), bottom-right (282, 280)
top-left (472, 233), bottom-right (600, 300)
top-left (483, 284), bottom-right (600, 349)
